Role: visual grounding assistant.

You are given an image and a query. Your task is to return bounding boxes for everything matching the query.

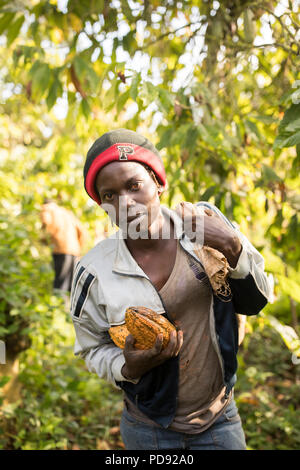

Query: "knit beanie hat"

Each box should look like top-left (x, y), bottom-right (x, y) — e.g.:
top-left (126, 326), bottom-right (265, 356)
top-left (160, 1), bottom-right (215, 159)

top-left (84, 128), bottom-right (166, 205)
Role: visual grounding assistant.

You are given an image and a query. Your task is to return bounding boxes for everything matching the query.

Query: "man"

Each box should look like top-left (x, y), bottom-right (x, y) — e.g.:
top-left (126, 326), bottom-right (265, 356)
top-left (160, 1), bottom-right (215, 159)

top-left (70, 129), bottom-right (272, 450)
top-left (41, 200), bottom-right (86, 293)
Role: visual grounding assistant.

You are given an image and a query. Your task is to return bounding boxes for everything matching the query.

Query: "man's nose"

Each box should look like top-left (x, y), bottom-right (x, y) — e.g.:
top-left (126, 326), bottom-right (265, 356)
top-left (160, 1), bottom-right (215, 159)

top-left (119, 193), bottom-right (136, 208)
top-left (118, 194), bottom-right (136, 218)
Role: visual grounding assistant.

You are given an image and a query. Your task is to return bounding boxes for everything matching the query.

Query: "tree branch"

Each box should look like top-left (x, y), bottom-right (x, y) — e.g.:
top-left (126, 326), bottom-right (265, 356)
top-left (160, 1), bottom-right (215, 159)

top-left (138, 21), bottom-right (203, 51)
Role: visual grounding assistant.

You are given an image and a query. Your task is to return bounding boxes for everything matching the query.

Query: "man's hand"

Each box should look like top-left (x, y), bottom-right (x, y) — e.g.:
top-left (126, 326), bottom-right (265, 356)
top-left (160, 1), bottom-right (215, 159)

top-left (201, 208), bottom-right (242, 268)
top-left (177, 202), bottom-right (242, 268)
top-left (121, 330), bottom-right (183, 380)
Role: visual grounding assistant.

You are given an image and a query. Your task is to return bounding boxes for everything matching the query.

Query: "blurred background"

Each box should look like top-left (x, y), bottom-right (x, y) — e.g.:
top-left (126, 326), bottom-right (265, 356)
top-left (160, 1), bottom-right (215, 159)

top-left (0, 0), bottom-right (299, 450)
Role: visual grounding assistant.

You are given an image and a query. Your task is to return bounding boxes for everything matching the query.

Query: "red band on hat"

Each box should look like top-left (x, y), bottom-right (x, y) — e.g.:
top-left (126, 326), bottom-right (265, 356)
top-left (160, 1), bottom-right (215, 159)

top-left (85, 143), bottom-right (166, 205)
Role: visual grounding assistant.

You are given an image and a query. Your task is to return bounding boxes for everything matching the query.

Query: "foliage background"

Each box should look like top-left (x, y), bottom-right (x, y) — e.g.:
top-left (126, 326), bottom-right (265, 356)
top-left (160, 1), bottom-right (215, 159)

top-left (0, 0), bottom-right (299, 450)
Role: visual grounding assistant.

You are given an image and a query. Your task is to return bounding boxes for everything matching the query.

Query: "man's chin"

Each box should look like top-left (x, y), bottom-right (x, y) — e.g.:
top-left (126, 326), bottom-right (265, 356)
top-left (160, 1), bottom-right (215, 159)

top-left (128, 216), bottom-right (150, 238)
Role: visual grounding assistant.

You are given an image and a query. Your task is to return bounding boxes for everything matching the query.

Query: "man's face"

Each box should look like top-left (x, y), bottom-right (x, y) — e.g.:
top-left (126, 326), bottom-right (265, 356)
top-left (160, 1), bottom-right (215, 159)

top-left (95, 161), bottom-right (162, 236)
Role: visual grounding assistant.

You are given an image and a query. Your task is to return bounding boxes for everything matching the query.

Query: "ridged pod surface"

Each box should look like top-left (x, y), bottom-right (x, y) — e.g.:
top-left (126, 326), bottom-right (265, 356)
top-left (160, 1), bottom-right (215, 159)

top-left (108, 323), bottom-right (145, 350)
top-left (108, 324), bottom-right (130, 349)
top-left (108, 306), bottom-right (176, 350)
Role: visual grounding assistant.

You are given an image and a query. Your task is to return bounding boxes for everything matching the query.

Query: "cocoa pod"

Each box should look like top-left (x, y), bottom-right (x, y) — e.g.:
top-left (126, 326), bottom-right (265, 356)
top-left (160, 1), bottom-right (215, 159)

top-left (108, 323), bottom-right (130, 350)
top-left (108, 322), bottom-right (145, 350)
top-left (108, 306), bottom-right (175, 350)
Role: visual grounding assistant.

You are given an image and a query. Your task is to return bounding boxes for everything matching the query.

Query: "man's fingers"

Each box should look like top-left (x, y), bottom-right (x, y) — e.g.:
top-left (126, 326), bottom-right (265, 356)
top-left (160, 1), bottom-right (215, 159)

top-left (151, 333), bottom-right (164, 355)
top-left (124, 334), bottom-right (136, 350)
top-left (204, 208), bottom-right (214, 217)
top-left (175, 330), bottom-right (183, 356)
top-left (161, 330), bottom-right (179, 357)
top-left (171, 330), bottom-right (183, 356)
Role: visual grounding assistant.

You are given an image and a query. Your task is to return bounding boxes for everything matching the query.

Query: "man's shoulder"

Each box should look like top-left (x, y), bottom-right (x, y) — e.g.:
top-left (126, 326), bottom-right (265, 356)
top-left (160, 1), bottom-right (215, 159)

top-left (79, 233), bottom-right (117, 270)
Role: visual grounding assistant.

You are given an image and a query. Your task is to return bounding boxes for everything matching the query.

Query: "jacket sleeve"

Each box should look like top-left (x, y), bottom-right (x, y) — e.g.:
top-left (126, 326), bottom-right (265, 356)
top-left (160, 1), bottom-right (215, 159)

top-left (196, 201), bottom-right (273, 315)
top-left (70, 266), bottom-right (136, 387)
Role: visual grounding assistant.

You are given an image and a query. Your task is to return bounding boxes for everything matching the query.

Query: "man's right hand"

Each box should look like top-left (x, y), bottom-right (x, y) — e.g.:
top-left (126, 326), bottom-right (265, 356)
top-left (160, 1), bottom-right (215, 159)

top-left (121, 330), bottom-right (183, 380)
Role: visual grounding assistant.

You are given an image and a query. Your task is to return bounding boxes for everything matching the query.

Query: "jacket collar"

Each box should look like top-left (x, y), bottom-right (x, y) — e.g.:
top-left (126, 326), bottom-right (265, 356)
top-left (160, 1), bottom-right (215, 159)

top-left (112, 205), bottom-right (184, 276)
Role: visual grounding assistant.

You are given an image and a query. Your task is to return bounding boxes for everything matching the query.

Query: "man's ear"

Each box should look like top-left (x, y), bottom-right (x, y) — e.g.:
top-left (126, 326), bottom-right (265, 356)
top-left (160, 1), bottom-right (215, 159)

top-left (158, 185), bottom-right (165, 197)
top-left (158, 181), bottom-right (168, 196)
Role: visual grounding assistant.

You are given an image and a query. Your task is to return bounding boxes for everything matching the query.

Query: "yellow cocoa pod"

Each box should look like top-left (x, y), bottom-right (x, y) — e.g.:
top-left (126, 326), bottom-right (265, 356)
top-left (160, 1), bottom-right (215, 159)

top-left (125, 306), bottom-right (176, 350)
top-left (108, 323), bottom-right (145, 350)
top-left (108, 324), bottom-right (130, 349)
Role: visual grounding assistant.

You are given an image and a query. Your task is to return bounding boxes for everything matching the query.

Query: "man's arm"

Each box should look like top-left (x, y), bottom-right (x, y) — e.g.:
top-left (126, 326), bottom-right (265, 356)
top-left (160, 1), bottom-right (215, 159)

top-left (196, 201), bottom-right (273, 315)
top-left (70, 266), bottom-right (135, 387)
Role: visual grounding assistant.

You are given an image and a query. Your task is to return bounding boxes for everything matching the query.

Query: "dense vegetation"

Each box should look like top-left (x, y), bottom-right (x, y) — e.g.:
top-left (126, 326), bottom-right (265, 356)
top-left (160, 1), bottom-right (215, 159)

top-left (0, 0), bottom-right (299, 450)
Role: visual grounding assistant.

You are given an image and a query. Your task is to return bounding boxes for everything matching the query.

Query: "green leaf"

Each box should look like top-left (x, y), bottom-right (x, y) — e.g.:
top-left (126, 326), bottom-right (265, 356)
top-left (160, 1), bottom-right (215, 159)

top-left (279, 104), bottom-right (300, 130)
top-left (30, 61), bottom-right (51, 101)
top-left (0, 12), bottom-right (15, 35)
top-left (262, 164), bottom-right (281, 182)
top-left (122, 30), bottom-right (137, 51)
top-left (170, 123), bottom-right (191, 146)
top-left (201, 185), bottom-right (217, 201)
top-left (140, 81), bottom-right (158, 106)
top-left (116, 88), bottom-right (130, 114)
top-left (6, 14), bottom-right (24, 46)
top-left (120, 0), bottom-right (135, 22)
top-left (179, 181), bottom-right (191, 201)
top-left (285, 117), bottom-right (300, 132)
top-left (273, 133), bottom-right (290, 149)
top-left (184, 125), bottom-right (199, 151)
top-left (157, 127), bottom-right (173, 150)
top-left (158, 88), bottom-right (174, 114)
top-left (129, 73), bottom-right (140, 101)
top-left (80, 98), bottom-right (91, 119)
top-left (197, 123), bottom-right (218, 148)
top-left (46, 76), bottom-right (62, 110)
top-left (283, 131), bottom-right (300, 147)
top-left (103, 79), bottom-right (118, 111)
top-left (274, 130), bottom-right (300, 149)
top-left (73, 55), bottom-right (99, 93)
top-left (243, 8), bottom-right (256, 43)
top-left (73, 56), bottom-right (86, 77)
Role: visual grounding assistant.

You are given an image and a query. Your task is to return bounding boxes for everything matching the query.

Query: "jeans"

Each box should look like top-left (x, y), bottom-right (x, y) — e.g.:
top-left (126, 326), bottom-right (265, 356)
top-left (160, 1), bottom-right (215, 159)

top-left (120, 398), bottom-right (247, 450)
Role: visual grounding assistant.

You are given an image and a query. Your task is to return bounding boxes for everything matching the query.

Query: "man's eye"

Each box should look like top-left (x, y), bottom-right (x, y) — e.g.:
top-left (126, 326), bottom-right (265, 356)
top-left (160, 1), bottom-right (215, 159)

top-left (103, 193), bottom-right (113, 201)
top-left (130, 182), bottom-right (142, 191)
